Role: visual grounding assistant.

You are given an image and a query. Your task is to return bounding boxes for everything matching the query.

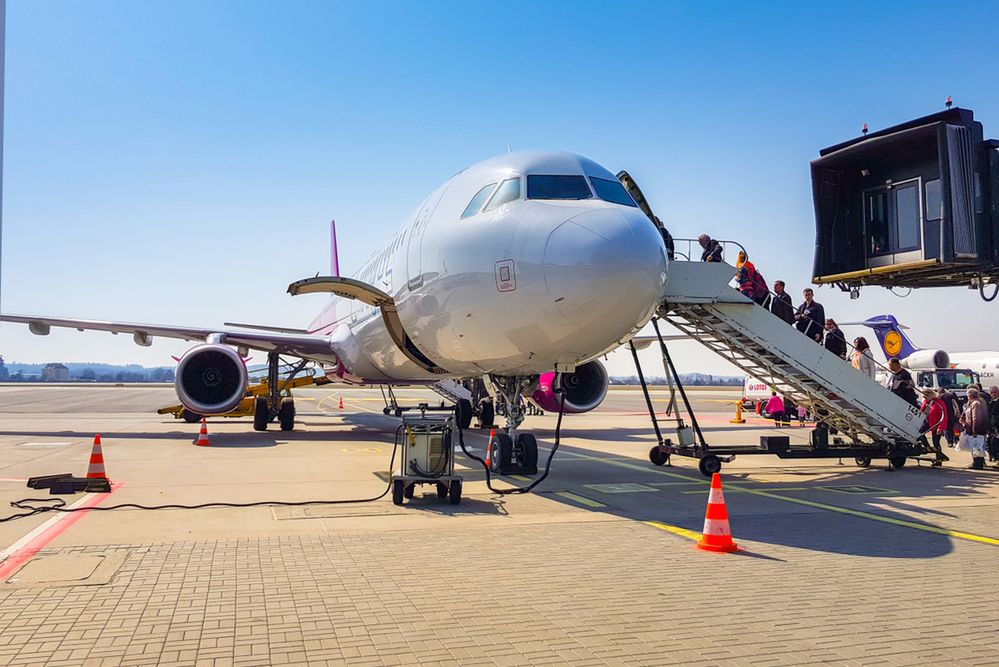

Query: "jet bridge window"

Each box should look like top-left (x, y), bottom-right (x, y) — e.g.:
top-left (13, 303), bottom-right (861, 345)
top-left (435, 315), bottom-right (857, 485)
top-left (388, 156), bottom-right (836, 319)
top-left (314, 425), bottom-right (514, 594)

top-left (527, 175), bottom-right (593, 200)
top-left (483, 177), bottom-right (521, 212)
top-left (461, 183), bottom-right (497, 219)
top-left (590, 177), bottom-right (637, 207)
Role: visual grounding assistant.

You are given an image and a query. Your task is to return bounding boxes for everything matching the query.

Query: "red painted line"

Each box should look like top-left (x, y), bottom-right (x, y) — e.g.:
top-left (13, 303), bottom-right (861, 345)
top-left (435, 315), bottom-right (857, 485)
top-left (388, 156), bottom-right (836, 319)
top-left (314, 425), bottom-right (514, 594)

top-left (0, 482), bottom-right (122, 581)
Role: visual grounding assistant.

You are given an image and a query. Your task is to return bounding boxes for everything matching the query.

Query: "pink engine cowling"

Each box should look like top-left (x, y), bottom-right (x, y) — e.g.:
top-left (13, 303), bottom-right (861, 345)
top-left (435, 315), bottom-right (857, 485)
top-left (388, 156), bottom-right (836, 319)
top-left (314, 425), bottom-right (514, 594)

top-left (529, 360), bottom-right (609, 414)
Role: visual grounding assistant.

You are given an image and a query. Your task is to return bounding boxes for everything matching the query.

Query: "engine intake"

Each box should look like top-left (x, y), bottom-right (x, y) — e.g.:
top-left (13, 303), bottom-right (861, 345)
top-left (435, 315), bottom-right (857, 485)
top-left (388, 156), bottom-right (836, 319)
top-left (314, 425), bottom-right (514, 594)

top-left (901, 349), bottom-right (950, 370)
top-left (530, 360), bottom-right (609, 414)
top-left (175, 344), bottom-right (248, 415)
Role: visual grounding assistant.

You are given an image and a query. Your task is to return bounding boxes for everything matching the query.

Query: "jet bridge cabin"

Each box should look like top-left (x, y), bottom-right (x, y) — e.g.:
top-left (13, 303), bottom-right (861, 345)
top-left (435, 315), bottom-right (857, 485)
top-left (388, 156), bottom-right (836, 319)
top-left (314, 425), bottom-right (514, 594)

top-left (811, 107), bottom-right (999, 292)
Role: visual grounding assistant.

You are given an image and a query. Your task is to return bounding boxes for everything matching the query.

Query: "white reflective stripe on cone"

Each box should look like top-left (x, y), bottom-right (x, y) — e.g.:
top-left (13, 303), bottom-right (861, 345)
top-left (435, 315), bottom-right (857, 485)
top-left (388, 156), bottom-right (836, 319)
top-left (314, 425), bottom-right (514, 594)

top-left (708, 488), bottom-right (725, 505)
top-left (702, 518), bottom-right (731, 536)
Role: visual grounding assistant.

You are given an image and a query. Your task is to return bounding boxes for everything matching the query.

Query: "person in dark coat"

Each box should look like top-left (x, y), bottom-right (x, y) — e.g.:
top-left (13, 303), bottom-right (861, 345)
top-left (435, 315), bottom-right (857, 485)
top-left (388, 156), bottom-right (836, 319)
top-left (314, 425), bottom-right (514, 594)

top-left (988, 386), bottom-right (999, 463)
top-left (887, 358), bottom-right (919, 407)
top-left (770, 280), bottom-right (795, 324)
top-left (655, 217), bottom-right (675, 260)
top-left (698, 234), bottom-right (723, 263)
top-left (794, 288), bottom-right (825, 343)
top-left (823, 319), bottom-right (847, 359)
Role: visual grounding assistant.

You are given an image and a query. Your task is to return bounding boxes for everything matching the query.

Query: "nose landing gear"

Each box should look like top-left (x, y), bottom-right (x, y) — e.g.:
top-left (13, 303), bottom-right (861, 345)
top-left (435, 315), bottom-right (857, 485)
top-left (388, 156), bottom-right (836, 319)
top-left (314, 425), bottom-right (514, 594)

top-left (484, 375), bottom-right (541, 476)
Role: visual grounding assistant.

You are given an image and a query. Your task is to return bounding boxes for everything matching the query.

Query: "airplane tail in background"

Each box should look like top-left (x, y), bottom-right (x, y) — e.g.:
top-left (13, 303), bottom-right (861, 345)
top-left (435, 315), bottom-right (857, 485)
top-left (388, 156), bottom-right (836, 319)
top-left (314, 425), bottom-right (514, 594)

top-left (852, 314), bottom-right (919, 360)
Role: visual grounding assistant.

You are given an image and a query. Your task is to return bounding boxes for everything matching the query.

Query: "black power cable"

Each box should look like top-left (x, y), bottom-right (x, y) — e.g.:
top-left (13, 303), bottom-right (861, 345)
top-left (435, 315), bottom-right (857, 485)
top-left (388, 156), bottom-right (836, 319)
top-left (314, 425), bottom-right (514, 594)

top-left (0, 426), bottom-right (403, 524)
top-left (454, 390), bottom-right (566, 495)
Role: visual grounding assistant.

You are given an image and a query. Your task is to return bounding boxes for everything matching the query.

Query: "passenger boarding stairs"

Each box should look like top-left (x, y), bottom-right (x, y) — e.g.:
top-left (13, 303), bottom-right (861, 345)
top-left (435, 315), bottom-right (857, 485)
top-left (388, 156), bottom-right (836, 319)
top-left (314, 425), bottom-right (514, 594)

top-left (660, 261), bottom-right (924, 446)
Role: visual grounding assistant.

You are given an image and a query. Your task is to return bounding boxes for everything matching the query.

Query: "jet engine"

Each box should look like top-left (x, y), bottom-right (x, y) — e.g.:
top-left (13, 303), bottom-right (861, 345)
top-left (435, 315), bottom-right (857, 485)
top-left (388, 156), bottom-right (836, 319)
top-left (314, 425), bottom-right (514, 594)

top-left (900, 349), bottom-right (950, 370)
top-left (174, 344), bottom-right (249, 415)
top-left (529, 360), bottom-right (609, 414)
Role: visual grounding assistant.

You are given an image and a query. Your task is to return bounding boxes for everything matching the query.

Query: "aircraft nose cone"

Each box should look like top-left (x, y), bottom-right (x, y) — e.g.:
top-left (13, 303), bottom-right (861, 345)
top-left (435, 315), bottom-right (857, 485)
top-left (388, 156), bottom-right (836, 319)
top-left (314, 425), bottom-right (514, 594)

top-left (543, 209), bottom-right (667, 342)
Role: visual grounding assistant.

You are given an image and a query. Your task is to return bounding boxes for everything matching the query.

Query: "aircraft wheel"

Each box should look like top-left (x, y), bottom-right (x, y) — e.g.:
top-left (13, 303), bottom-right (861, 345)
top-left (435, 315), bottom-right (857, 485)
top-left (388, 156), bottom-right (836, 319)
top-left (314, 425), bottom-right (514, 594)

top-left (889, 455), bottom-right (907, 470)
top-left (392, 479), bottom-right (405, 506)
top-left (448, 479), bottom-right (462, 505)
top-left (278, 398), bottom-right (295, 431)
top-left (698, 455), bottom-right (722, 477)
top-left (181, 409), bottom-right (203, 424)
top-left (490, 433), bottom-right (513, 473)
top-left (456, 399), bottom-right (473, 429)
top-left (253, 396), bottom-right (269, 432)
top-left (479, 400), bottom-right (495, 428)
top-left (649, 446), bottom-right (670, 466)
top-left (855, 456), bottom-right (872, 468)
top-left (436, 482), bottom-right (448, 498)
top-left (517, 433), bottom-right (539, 473)
top-left (404, 483), bottom-right (415, 499)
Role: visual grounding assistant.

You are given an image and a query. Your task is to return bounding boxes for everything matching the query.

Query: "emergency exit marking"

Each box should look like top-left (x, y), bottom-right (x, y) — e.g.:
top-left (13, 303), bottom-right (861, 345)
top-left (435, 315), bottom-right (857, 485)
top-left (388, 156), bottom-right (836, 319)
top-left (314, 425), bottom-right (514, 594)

top-left (495, 259), bottom-right (516, 292)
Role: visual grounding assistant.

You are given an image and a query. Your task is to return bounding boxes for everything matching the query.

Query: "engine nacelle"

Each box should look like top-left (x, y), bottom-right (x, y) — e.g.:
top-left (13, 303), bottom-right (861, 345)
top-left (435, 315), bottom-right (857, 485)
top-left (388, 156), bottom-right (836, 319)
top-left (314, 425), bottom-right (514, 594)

top-left (530, 360), bottom-right (609, 414)
top-left (175, 344), bottom-right (249, 415)
top-left (901, 349), bottom-right (950, 370)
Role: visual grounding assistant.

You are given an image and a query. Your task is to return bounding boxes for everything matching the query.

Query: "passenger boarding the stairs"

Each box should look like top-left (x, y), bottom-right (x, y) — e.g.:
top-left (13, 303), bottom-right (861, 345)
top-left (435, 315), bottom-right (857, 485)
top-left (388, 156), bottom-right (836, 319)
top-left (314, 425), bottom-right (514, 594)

top-left (938, 387), bottom-right (961, 449)
top-left (988, 386), bottom-right (999, 465)
top-left (962, 388), bottom-right (990, 470)
top-left (698, 234), bottom-right (724, 263)
top-left (823, 319), bottom-right (847, 360)
top-left (886, 358), bottom-right (919, 407)
top-left (919, 389), bottom-right (950, 467)
top-left (794, 288), bottom-right (825, 343)
top-left (770, 280), bottom-right (795, 324)
top-left (850, 336), bottom-right (877, 380)
top-left (734, 251), bottom-right (769, 306)
top-left (765, 391), bottom-right (785, 428)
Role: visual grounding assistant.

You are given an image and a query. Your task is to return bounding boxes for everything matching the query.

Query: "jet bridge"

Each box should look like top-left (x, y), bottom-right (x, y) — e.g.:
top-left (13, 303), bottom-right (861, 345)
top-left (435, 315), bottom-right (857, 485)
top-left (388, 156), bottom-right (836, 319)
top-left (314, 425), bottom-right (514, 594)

top-left (646, 260), bottom-right (930, 473)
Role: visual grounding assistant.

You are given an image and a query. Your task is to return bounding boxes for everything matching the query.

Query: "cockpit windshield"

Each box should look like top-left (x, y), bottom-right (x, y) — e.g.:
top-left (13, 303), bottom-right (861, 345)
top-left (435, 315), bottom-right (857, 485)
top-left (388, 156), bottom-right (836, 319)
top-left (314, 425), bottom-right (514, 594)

top-left (590, 177), bottom-right (637, 207)
top-left (527, 175), bottom-right (592, 200)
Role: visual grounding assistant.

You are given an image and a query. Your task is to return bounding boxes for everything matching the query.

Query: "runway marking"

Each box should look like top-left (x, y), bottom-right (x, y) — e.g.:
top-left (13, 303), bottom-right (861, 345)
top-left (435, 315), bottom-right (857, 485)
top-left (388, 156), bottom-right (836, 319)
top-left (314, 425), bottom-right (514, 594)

top-left (554, 491), bottom-right (606, 508)
top-left (0, 478), bottom-right (29, 483)
top-left (682, 486), bottom-right (808, 494)
top-left (585, 482), bottom-right (658, 494)
top-left (0, 482), bottom-right (123, 581)
top-left (561, 452), bottom-right (999, 547)
top-left (644, 520), bottom-right (701, 541)
top-left (510, 475), bottom-right (531, 482)
top-left (17, 441), bottom-right (74, 448)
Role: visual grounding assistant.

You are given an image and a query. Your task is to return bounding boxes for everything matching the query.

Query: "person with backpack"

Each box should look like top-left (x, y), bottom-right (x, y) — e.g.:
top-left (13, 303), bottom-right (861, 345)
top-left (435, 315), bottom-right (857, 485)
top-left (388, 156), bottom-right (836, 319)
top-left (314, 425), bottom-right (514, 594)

top-left (735, 251), bottom-right (769, 306)
top-left (938, 387), bottom-right (961, 448)
top-left (919, 389), bottom-right (950, 466)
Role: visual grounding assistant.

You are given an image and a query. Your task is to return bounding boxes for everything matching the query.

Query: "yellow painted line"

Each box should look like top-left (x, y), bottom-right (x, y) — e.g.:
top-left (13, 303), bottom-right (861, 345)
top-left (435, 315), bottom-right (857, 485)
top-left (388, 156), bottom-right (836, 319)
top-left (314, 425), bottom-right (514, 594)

top-left (554, 491), bottom-right (606, 508)
top-left (510, 475), bottom-right (531, 482)
top-left (561, 451), bottom-right (999, 547)
top-left (644, 520), bottom-right (701, 541)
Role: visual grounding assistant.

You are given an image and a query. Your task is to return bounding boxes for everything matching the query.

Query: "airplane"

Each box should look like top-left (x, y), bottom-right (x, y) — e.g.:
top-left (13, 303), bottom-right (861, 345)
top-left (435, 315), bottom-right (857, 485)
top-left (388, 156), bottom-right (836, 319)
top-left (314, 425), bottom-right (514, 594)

top-left (851, 314), bottom-right (999, 381)
top-left (1, 151), bottom-right (669, 471)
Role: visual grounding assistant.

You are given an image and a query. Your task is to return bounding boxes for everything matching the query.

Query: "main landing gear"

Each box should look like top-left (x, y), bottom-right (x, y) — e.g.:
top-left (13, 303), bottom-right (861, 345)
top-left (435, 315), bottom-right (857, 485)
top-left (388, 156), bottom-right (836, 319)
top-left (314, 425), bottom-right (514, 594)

top-left (253, 352), bottom-right (304, 432)
top-left (483, 375), bottom-right (540, 476)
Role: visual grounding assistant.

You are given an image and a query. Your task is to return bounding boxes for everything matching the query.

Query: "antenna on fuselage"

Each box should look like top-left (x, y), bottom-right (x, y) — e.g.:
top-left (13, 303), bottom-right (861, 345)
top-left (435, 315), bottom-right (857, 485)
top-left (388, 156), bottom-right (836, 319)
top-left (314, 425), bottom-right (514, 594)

top-left (330, 219), bottom-right (340, 277)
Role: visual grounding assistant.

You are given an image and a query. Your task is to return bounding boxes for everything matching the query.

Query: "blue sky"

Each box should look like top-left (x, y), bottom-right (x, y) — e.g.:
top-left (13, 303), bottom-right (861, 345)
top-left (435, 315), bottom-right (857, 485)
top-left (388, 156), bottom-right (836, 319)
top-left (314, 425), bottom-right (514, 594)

top-left (1, 0), bottom-right (998, 376)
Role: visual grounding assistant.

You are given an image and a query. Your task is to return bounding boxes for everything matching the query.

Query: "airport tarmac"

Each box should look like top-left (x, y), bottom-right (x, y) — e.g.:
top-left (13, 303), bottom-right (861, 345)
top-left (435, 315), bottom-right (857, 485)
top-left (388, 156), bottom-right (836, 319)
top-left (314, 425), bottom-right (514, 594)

top-left (1, 384), bottom-right (998, 666)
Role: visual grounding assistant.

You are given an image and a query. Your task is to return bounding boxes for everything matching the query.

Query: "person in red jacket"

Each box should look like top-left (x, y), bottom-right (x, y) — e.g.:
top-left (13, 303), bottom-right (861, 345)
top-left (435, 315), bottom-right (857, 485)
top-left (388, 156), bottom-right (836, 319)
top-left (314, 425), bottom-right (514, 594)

top-left (919, 389), bottom-right (950, 466)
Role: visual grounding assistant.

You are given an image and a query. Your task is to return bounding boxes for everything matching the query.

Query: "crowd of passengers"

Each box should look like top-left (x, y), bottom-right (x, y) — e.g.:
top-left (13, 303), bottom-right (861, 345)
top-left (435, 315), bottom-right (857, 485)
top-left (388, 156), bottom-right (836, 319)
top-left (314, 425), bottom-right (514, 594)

top-left (695, 234), bottom-right (999, 471)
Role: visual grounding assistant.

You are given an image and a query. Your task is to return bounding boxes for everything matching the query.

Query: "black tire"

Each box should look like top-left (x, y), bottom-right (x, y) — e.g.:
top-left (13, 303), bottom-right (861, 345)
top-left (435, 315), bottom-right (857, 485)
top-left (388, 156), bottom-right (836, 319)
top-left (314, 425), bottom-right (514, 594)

top-left (392, 479), bottom-right (404, 506)
top-left (253, 396), bottom-right (269, 432)
top-left (649, 446), bottom-right (669, 466)
top-left (403, 483), bottom-right (415, 499)
top-left (278, 398), bottom-right (295, 431)
top-left (698, 455), bottom-right (722, 477)
top-left (456, 399), bottom-right (473, 429)
top-left (889, 455), bottom-right (907, 470)
top-left (448, 479), bottom-right (462, 505)
top-left (517, 433), bottom-right (539, 474)
top-left (490, 432), bottom-right (513, 473)
top-left (479, 400), bottom-right (495, 429)
top-left (855, 456), bottom-right (872, 468)
top-left (382, 407), bottom-right (391, 415)
top-left (182, 409), bottom-right (203, 424)
top-left (394, 408), bottom-right (403, 417)
top-left (436, 483), bottom-right (448, 498)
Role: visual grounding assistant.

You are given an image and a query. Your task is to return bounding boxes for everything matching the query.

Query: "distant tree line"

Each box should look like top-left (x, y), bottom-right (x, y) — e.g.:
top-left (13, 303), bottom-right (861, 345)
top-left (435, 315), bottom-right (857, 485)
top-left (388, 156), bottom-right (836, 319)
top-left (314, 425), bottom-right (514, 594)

top-left (0, 357), bottom-right (174, 383)
top-left (610, 374), bottom-right (743, 386)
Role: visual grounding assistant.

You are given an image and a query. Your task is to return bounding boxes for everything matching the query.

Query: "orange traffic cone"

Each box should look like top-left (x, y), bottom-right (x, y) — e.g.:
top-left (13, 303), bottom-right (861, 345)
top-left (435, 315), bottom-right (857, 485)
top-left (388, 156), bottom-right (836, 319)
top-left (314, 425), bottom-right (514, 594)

top-left (484, 428), bottom-right (495, 468)
top-left (338, 396), bottom-right (344, 410)
top-left (86, 434), bottom-right (108, 479)
top-left (697, 473), bottom-right (739, 553)
top-left (195, 418), bottom-right (211, 447)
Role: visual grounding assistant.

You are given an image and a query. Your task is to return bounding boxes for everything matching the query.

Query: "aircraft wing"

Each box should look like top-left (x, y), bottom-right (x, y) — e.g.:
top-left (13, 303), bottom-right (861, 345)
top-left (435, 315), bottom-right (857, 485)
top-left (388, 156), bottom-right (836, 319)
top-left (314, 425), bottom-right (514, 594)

top-left (0, 314), bottom-right (336, 361)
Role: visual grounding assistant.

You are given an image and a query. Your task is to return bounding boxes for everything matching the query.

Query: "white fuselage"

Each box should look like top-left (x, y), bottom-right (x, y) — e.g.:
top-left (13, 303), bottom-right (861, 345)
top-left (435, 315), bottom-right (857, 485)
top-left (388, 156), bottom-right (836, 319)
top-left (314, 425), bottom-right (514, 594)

top-left (311, 151), bottom-right (669, 383)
